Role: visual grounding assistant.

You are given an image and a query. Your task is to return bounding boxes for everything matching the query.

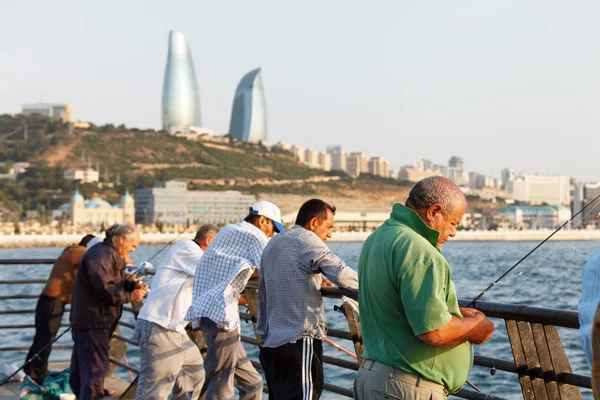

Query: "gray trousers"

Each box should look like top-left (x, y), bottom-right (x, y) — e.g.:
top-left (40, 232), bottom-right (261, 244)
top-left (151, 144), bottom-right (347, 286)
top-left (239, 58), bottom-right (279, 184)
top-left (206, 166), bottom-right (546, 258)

top-left (135, 319), bottom-right (205, 400)
top-left (354, 360), bottom-right (448, 400)
top-left (200, 318), bottom-right (263, 400)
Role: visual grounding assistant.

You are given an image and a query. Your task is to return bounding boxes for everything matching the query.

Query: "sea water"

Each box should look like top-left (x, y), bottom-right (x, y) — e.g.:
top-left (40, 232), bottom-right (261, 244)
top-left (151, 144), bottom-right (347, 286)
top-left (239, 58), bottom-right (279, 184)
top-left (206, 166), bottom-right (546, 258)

top-left (0, 240), bottom-right (596, 399)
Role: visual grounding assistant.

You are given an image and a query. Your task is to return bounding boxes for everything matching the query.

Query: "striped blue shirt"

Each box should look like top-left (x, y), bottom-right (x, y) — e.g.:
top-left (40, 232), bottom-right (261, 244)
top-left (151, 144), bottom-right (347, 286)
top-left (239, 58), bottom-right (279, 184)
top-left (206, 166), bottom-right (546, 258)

top-left (185, 221), bottom-right (268, 332)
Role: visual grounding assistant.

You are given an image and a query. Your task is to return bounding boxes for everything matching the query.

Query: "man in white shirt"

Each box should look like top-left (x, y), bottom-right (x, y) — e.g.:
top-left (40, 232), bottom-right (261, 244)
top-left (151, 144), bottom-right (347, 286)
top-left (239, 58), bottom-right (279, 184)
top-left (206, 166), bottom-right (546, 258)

top-left (135, 224), bottom-right (219, 400)
top-left (185, 201), bottom-right (284, 400)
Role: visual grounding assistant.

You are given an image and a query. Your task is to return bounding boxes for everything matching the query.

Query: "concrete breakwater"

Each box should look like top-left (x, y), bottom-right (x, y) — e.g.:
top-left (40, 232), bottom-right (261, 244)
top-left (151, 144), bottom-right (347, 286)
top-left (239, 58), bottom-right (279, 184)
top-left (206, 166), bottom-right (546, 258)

top-left (1, 230), bottom-right (600, 249)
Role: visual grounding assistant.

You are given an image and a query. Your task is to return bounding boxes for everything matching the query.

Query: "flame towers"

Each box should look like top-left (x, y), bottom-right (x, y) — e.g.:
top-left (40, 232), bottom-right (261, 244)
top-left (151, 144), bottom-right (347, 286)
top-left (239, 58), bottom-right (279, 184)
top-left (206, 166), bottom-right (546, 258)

top-left (229, 68), bottom-right (268, 143)
top-left (161, 31), bottom-right (202, 134)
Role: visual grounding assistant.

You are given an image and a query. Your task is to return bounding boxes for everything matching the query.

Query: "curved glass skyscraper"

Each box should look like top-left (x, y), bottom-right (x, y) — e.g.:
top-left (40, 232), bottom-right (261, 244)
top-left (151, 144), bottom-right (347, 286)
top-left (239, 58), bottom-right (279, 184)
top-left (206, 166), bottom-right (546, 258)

top-left (161, 31), bottom-right (202, 133)
top-left (229, 68), bottom-right (267, 143)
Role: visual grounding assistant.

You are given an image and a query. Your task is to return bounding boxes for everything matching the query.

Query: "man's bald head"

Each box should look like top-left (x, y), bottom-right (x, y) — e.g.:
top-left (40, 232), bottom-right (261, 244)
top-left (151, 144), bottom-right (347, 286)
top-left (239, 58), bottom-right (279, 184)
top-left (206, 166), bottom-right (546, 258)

top-left (405, 176), bottom-right (466, 215)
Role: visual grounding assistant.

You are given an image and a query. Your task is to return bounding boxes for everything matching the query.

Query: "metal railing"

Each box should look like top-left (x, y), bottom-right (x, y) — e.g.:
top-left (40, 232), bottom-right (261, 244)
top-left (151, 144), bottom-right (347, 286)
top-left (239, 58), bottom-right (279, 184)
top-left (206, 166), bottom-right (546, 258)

top-left (0, 259), bottom-right (593, 399)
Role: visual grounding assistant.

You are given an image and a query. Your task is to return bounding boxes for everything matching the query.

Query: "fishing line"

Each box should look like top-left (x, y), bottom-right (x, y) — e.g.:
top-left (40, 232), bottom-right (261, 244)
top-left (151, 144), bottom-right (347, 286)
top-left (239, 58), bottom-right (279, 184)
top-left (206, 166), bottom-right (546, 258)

top-left (146, 206), bottom-right (213, 263)
top-left (0, 326), bottom-right (72, 386)
top-left (467, 192), bottom-right (600, 307)
top-left (470, 194), bottom-right (600, 397)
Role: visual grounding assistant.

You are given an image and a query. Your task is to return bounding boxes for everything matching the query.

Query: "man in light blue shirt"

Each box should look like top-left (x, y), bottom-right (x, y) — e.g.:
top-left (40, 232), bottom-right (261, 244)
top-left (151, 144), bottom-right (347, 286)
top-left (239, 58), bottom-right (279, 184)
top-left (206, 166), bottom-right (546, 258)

top-left (578, 249), bottom-right (600, 366)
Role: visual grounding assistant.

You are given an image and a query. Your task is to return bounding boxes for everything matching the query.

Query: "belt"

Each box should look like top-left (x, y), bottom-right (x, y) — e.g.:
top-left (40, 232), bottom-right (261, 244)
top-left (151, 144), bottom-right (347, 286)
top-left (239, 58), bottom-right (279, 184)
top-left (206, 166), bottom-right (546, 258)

top-left (361, 359), bottom-right (450, 397)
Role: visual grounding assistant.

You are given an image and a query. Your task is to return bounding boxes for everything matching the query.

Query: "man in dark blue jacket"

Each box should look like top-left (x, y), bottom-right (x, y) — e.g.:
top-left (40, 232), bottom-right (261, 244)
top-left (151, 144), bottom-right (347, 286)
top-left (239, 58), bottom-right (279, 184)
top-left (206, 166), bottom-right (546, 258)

top-left (69, 224), bottom-right (147, 399)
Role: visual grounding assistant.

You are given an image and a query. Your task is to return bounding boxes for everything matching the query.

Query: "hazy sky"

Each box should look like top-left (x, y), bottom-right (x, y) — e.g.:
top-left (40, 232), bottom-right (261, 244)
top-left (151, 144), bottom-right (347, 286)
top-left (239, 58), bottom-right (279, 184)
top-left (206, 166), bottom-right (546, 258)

top-left (2, 1), bottom-right (599, 181)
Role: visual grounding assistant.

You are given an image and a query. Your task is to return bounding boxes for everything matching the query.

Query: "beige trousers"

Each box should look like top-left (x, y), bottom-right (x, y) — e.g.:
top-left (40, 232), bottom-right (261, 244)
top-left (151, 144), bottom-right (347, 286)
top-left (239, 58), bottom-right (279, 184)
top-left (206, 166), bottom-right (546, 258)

top-left (354, 360), bottom-right (448, 400)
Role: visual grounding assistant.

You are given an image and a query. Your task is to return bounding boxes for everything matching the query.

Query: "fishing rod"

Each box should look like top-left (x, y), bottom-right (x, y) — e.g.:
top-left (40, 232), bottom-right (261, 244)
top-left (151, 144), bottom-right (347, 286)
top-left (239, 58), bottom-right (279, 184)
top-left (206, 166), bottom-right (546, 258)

top-left (146, 206), bottom-right (213, 263)
top-left (467, 192), bottom-right (600, 308)
top-left (0, 326), bottom-right (72, 387)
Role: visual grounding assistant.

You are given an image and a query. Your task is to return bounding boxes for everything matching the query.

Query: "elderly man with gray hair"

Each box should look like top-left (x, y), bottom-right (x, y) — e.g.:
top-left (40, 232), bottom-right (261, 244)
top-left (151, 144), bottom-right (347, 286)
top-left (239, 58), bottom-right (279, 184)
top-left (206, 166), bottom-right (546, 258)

top-left (135, 224), bottom-right (219, 400)
top-left (69, 224), bottom-right (148, 400)
top-left (355, 176), bottom-right (494, 399)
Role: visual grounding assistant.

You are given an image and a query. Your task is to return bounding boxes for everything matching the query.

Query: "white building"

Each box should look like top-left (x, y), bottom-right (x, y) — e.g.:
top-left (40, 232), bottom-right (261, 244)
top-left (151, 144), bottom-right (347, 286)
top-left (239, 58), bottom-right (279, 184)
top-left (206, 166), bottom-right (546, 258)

top-left (135, 180), bottom-right (256, 225)
top-left (346, 152), bottom-right (368, 178)
top-left (22, 103), bottom-right (73, 122)
top-left (273, 141), bottom-right (291, 151)
top-left (368, 157), bottom-right (389, 178)
top-left (508, 175), bottom-right (570, 206)
top-left (290, 145), bottom-right (304, 162)
top-left (64, 167), bottom-right (99, 183)
top-left (58, 189), bottom-right (135, 226)
top-left (497, 205), bottom-right (571, 230)
top-left (304, 149), bottom-right (319, 168)
top-left (318, 152), bottom-right (332, 171)
top-left (398, 167), bottom-right (440, 183)
top-left (326, 145), bottom-right (346, 172)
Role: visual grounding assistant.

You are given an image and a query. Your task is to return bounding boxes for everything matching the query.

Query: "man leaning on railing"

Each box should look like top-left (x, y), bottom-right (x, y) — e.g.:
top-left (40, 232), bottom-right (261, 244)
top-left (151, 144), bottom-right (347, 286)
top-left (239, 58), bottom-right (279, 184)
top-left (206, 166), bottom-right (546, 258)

top-left (355, 176), bottom-right (494, 400)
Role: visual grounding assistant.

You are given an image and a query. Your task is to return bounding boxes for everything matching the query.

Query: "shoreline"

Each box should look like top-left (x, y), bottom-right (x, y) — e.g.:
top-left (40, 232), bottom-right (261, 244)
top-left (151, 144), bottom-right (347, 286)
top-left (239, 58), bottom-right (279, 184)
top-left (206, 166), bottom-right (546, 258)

top-left (1, 230), bottom-right (600, 248)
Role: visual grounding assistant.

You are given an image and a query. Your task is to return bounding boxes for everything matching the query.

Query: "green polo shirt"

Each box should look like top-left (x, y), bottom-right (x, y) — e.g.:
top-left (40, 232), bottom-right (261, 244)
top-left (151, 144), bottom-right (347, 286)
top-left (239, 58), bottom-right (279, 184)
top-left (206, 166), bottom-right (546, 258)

top-left (358, 203), bottom-right (473, 394)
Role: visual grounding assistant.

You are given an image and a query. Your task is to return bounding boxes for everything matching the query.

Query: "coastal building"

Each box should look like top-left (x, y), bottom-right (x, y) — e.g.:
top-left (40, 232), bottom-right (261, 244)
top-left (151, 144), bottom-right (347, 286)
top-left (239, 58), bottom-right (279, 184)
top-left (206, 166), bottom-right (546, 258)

top-left (229, 68), bottom-right (268, 143)
top-left (368, 157), bottom-right (389, 178)
top-left (290, 145), bottom-right (304, 162)
top-left (501, 167), bottom-right (516, 189)
top-left (318, 152), bottom-right (332, 172)
top-left (582, 182), bottom-right (600, 229)
top-left (497, 205), bottom-right (571, 230)
top-left (57, 189), bottom-right (135, 227)
top-left (507, 174), bottom-right (570, 206)
top-left (273, 141), bottom-right (291, 151)
top-left (326, 145), bottom-right (346, 172)
top-left (304, 149), bottom-right (319, 168)
top-left (64, 167), bottom-right (99, 183)
top-left (469, 172), bottom-right (496, 189)
top-left (22, 103), bottom-right (73, 123)
top-left (346, 152), bottom-right (368, 178)
top-left (161, 31), bottom-right (203, 134)
top-left (135, 180), bottom-right (256, 225)
top-left (398, 166), bottom-right (440, 183)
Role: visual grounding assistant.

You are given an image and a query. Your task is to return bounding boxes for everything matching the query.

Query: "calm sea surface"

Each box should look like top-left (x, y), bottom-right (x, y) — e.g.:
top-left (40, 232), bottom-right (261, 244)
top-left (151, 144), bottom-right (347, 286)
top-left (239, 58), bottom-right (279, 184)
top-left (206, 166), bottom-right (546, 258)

top-left (0, 240), bottom-right (596, 399)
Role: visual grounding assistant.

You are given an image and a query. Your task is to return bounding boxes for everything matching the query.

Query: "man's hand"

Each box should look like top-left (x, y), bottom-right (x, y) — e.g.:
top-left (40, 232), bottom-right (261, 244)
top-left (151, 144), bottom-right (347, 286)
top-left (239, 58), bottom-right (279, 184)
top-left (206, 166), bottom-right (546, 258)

top-left (460, 307), bottom-right (486, 318)
top-left (321, 276), bottom-right (334, 287)
top-left (130, 282), bottom-right (149, 302)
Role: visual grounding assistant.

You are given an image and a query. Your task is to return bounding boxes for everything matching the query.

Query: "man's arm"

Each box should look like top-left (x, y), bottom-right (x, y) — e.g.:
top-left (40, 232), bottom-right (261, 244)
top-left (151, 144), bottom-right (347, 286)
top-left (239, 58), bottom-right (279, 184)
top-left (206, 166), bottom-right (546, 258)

top-left (305, 243), bottom-right (358, 290)
top-left (85, 254), bottom-right (131, 306)
top-left (418, 309), bottom-right (494, 347)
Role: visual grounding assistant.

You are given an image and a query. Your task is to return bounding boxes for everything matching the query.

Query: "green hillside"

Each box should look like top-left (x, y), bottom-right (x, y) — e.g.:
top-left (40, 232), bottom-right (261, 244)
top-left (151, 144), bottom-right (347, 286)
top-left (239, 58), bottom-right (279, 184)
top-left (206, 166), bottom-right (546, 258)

top-left (0, 114), bottom-right (339, 219)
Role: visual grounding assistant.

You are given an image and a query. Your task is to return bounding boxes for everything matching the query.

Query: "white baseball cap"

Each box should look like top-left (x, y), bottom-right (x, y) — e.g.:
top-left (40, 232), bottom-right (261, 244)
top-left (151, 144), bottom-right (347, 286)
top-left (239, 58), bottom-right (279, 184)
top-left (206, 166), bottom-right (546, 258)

top-left (249, 201), bottom-right (284, 233)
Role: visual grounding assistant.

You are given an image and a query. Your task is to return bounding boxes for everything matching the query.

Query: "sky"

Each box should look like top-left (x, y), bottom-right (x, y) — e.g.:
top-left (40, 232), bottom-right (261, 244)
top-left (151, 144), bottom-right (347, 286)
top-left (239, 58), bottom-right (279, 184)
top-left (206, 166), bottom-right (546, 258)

top-left (2, 1), bottom-right (599, 181)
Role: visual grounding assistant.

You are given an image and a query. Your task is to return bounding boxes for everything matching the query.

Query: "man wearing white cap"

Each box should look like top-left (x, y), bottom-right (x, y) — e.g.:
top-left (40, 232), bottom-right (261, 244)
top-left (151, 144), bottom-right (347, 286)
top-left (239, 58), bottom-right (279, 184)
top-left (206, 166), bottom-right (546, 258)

top-left (185, 201), bottom-right (283, 400)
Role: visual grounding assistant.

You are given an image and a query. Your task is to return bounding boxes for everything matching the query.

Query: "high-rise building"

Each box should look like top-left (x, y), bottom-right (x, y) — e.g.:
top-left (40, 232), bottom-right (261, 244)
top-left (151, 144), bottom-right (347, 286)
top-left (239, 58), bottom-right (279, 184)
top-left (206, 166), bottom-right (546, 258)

top-left (326, 145), bottom-right (346, 172)
top-left (304, 149), bottom-right (319, 168)
top-left (22, 103), bottom-right (73, 123)
top-left (290, 145), bottom-right (304, 162)
top-left (229, 68), bottom-right (268, 143)
top-left (318, 152), bottom-right (332, 172)
top-left (346, 152), bottom-right (368, 178)
top-left (368, 157), bottom-right (389, 178)
top-left (161, 31), bottom-right (202, 134)
top-left (508, 175), bottom-right (571, 206)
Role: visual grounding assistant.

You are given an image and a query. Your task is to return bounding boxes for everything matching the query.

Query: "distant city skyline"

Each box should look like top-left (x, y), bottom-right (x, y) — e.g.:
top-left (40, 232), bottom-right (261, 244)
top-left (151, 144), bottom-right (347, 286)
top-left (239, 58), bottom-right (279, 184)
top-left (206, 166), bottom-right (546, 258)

top-left (2, 1), bottom-right (599, 182)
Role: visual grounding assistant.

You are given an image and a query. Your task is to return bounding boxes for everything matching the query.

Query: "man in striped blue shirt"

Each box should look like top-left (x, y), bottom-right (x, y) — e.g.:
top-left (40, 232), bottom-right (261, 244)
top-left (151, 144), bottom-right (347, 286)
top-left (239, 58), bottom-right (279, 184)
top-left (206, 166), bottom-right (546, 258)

top-left (258, 199), bottom-right (359, 400)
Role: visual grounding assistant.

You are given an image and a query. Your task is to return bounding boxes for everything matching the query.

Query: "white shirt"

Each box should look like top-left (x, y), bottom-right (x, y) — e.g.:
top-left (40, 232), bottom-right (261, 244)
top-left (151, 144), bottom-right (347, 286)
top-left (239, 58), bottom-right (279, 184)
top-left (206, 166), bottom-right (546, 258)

top-left (578, 248), bottom-right (600, 367)
top-left (185, 221), bottom-right (268, 332)
top-left (138, 240), bottom-right (204, 333)
top-left (85, 236), bottom-right (103, 253)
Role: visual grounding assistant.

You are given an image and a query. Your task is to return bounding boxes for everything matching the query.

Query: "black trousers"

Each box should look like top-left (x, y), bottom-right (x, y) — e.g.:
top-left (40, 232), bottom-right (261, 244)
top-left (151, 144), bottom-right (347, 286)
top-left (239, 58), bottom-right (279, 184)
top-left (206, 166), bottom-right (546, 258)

top-left (259, 338), bottom-right (323, 400)
top-left (24, 294), bottom-right (65, 385)
top-left (69, 328), bottom-right (112, 400)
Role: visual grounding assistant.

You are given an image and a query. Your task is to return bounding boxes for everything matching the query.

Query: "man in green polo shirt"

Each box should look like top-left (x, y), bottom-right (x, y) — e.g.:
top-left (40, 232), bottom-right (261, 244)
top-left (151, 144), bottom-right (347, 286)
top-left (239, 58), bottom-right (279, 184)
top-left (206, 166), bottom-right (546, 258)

top-left (354, 176), bottom-right (494, 399)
